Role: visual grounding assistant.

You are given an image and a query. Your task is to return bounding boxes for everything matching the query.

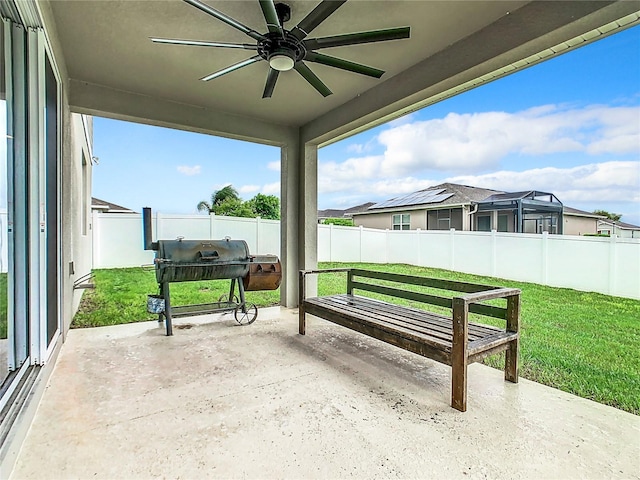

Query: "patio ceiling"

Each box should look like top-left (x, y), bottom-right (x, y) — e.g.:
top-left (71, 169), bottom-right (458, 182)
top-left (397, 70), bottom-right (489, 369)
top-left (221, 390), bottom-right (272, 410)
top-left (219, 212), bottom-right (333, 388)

top-left (44, 0), bottom-right (639, 145)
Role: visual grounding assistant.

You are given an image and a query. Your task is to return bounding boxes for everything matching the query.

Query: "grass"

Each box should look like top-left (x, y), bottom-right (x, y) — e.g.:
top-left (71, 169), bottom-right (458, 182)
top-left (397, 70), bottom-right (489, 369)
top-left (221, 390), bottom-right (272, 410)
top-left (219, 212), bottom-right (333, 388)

top-left (73, 262), bottom-right (640, 415)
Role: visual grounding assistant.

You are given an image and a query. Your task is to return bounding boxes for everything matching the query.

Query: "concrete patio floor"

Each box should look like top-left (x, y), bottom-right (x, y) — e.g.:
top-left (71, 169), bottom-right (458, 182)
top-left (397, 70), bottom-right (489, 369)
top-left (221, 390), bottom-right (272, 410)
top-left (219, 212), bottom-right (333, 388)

top-left (10, 307), bottom-right (640, 479)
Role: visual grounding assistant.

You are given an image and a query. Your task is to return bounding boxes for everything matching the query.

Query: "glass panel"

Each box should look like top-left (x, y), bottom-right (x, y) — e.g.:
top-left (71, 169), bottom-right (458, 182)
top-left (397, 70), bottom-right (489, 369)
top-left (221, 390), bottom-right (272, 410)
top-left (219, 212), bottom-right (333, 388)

top-left (477, 215), bottom-right (491, 232)
top-left (0, 21), bottom-right (9, 385)
top-left (45, 53), bottom-right (58, 346)
top-left (498, 214), bottom-right (508, 232)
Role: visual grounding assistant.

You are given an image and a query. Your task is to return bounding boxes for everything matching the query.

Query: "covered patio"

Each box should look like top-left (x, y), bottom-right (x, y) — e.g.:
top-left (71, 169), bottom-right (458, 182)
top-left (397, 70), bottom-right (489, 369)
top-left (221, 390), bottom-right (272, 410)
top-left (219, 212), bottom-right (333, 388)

top-left (2, 0), bottom-right (640, 476)
top-left (10, 309), bottom-right (640, 478)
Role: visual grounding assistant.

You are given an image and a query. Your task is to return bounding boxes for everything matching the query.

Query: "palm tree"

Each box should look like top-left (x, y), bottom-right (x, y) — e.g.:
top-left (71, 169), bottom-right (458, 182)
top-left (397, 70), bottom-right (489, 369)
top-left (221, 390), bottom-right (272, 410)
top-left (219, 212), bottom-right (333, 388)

top-left (197, 185), bottom-right (241, 213)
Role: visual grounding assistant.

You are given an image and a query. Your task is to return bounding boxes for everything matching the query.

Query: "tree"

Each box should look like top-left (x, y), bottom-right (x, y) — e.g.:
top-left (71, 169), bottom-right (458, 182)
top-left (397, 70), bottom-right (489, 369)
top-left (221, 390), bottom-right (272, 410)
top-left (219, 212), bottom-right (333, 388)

top-left (197, 186), bottom-right (280, 219)
top-left (593, 210), bottom-right (622, 221)
top-left (247, 193), bottom-right (280, 220)
top-left (197, 185), bottom-right (241, 213)
top-left (213, 197), bottom-right (254, 218)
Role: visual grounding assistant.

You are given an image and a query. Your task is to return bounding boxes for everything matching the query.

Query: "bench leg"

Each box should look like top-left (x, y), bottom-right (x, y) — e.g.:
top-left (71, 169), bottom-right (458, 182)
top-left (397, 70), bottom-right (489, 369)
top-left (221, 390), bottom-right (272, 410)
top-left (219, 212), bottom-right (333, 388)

top-left (505, 339), bottom-right (519, 383)
top-left (298, 270), bottom-right (306, 335)
top-left (451, 358), bottom-right (468, 412)
top-left (299, 307), bottom-right (306, 335)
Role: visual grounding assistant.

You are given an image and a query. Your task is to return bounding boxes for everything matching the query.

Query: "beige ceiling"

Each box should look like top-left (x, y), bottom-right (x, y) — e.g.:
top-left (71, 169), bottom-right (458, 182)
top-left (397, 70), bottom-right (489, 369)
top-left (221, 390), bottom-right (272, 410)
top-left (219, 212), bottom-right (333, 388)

top-left (46, 0), bottom-right (639, 143)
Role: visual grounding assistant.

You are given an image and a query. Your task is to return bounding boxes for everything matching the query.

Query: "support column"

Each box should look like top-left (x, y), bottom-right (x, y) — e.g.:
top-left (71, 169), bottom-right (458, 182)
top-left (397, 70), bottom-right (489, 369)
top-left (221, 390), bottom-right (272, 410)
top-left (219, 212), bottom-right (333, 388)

top-left (280, 129), bottom-right (318, 307)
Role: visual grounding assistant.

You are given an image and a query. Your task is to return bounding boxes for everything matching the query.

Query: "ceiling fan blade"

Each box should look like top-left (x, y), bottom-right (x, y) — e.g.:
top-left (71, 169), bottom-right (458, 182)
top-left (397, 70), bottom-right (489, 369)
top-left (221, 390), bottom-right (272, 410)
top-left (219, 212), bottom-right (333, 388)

top-left (200, 55), bottom-right (262, 81)
top-left (294, 62), bottom-right (332, 97)
top-left (305, 52), bottom-right (384, 78)
top-left (183, 0), bottom-right (265, 41)
top-left (259, 0), bottom-right (284, 36)
top-left (304, 27), bottom-right (410, 50)
top-left (290, 0), bottom-right (347, 40)
top-left (150, 37), bottom-right (258, 50)
top-left (262, 68), bottom-right (280, 98)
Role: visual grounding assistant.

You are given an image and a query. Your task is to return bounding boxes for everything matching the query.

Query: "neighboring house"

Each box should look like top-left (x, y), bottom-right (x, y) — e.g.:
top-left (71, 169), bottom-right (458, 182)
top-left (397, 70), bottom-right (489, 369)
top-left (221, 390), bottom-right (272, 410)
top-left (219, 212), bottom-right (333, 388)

top-left (317, 202), bottom-right (375, 223)
top-left (597, 219), bottom-right (640, 238)
top-left (91, 197), bottom-right (137, 214)
top-left (563, 207), bottom-right (605, 236)
top-left (352, 183), bottom-right (569, 234)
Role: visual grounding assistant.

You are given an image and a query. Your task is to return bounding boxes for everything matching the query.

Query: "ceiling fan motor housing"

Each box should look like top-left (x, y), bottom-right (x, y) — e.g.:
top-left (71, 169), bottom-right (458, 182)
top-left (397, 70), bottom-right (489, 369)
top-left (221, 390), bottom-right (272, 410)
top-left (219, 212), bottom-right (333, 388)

top-left (258, 32), bottom-right (306, 64)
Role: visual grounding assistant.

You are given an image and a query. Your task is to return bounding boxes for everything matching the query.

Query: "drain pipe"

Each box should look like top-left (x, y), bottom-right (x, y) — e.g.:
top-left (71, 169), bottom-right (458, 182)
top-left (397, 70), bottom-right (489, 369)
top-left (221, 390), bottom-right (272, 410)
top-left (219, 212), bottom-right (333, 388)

top-left (467, 204), bottom-right (478, 230)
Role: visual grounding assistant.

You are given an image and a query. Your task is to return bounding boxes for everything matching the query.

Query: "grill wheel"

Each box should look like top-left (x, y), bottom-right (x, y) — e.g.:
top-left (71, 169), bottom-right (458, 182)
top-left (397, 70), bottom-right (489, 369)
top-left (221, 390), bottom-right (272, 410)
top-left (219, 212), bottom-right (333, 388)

top-left (235, 303), bottom-right (258, 325)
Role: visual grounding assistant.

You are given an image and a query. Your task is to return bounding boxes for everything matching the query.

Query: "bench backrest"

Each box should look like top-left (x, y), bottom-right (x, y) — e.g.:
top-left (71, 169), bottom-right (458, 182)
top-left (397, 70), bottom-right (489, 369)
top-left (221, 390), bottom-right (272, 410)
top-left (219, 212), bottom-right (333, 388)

top-left (347, 269), bottom-right (508, 320)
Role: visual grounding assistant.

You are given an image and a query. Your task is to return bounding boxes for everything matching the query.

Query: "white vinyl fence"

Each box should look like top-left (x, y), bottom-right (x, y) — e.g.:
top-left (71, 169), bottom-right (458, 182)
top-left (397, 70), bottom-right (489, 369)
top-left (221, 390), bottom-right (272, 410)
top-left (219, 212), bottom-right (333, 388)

top-left (92, 212), bottom-right (640, 300)
top-left (91, 212), bottom-right (281, 269)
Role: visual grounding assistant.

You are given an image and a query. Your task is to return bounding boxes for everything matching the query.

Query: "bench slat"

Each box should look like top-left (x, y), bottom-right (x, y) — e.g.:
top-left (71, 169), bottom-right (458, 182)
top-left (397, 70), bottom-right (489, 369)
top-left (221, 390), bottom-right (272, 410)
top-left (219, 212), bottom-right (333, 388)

top-left (303, 300), bottom-right (453, 365)
top-left (351, 279), bottom-right (507, 320)
top-left (351, 269), bottom-right (499, 293)
top-left (305, 297), bottom-right (453, 353)
top-left (327, 294), bottom-right (503, 340)
top-left (322, 295), bottom-right (457, 345)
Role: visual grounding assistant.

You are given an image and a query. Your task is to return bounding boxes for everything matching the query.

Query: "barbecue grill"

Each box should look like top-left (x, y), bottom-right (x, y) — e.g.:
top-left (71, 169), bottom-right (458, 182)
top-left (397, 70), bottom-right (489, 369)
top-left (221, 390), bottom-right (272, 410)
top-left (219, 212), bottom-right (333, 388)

top-left (143, 207), bottom-right (281, 335)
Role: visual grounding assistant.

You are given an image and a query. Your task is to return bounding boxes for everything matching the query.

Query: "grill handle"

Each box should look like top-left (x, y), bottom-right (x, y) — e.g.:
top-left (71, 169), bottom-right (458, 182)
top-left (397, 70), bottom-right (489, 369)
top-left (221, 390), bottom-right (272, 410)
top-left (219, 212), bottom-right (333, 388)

top-left (197, 251), bottom-right (220, 262)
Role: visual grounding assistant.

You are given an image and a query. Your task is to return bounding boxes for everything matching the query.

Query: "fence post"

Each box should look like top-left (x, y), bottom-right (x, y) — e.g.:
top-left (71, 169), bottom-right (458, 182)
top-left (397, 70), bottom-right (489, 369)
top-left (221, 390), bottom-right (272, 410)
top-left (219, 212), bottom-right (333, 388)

top-left (256, 216), bottom-right (261, 254)
top-left (608, 234), bottom-right (618, 296)
top-left (385, 229), bottom-right (390, 264)
top-left (209, 212), bottom-right (215, 239)
top-left (359, 225), bottom-right (363, 263)
top-left (541, 231), bottom-right (549, 285)
top-left (329, 223), bottom-right (333, 262)
top-left (92, 210), bottom-right (100, 268)
top-left (450, 228), bottom-right (456, 271)
top-left (416, 228), bottom-right (422, 266)
top-left (491, 229), bottom-right (497, 277)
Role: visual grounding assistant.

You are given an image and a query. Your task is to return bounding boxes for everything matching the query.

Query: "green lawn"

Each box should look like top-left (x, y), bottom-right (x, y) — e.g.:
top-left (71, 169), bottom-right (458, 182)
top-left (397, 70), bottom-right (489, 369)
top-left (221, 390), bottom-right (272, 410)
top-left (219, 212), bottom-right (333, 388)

top-left (73, 263), bottom-right (640, 415)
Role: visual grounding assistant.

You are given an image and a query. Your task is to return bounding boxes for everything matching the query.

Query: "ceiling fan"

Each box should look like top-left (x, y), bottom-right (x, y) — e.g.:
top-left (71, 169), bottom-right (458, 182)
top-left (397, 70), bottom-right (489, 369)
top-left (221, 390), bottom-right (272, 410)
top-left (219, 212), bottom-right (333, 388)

top-left (150, 0), bottom-right (410, 98)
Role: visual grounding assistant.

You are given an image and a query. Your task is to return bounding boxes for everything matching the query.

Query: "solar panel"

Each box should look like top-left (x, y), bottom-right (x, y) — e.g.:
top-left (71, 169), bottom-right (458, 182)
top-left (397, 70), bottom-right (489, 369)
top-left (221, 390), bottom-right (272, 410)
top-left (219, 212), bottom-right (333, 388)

top-left (370, 188), bottom-right (452, 209)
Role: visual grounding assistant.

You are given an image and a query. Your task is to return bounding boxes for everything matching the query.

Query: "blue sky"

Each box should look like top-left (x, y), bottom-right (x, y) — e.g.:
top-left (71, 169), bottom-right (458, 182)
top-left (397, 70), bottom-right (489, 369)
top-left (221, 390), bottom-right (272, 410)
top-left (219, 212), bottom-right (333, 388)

top-left (93, 25), bottom-right (640, 225)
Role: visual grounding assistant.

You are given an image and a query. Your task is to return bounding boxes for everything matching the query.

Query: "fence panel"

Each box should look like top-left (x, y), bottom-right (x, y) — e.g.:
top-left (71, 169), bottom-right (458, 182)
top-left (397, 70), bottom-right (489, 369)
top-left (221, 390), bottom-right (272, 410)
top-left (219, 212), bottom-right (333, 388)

top-left (418, 230), bottom-right (452, 270)
top-left (493, 233), bottom-right (544, 283)
top-left (453, 231), bottom-right (493, 276)
top-left (156, 214), bottom-right (210, 240)
top-left (361, 229), bottom-right (388, 264)
top-left (92, 213), bottom-right (640, 299)
top-left (93, 213), bottom-right (155, 268)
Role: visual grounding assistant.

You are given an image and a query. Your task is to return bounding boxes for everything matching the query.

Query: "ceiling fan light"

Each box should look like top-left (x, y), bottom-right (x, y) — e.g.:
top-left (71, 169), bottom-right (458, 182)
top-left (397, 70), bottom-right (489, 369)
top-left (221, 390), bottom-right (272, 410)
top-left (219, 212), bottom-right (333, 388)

top-left (269, 52), bottom-right (295, 71)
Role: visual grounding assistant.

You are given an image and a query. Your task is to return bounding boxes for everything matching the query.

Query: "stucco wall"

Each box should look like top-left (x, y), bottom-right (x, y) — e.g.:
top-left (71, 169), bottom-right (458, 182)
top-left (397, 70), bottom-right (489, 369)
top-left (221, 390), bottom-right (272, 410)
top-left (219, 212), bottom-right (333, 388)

top-left (564, 215), bottom-right (598, 236)
top-left (353, 210), bottom-right (426, 230)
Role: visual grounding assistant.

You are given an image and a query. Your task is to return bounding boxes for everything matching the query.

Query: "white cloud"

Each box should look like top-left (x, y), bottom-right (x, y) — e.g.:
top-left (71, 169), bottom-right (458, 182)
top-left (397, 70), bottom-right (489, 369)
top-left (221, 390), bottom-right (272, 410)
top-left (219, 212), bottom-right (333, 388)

top-left (375, 104), bottom-right (640, 175)
top-left (239, 184), bottom-right (260, 194)
top-left (267, 161), bottom-right (280, 171)
top-left (176, 165), bottom-right (201, 176)
top-left (262, 182), bottom-right (280, 195)
top-left (446, 161), bottom-right (640, 203)
top-left (319, 161), bottom-right (639, 206)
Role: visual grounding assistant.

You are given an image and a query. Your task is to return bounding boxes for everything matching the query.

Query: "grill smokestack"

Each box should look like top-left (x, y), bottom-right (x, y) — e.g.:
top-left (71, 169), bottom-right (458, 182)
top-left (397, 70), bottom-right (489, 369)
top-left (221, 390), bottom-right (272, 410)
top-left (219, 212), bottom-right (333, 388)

top-left (142, 207), bottom-right (157, 251)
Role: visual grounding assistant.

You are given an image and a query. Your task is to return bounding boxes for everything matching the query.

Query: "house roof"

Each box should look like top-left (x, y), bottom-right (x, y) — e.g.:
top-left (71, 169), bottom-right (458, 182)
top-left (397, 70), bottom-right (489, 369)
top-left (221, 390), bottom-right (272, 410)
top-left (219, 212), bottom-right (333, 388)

top-left (479, 190), bottom-right (561, 204)
top-left (91, 197), bottom-right (137, 213)
top-left (366, 183), bottom-right (501, 212)
top-left (598, 219), bottom-right (640, 230)
top-left (563, 207), bottom-right (605, 219)
top-left (318, 202), bottom-right (375, 218)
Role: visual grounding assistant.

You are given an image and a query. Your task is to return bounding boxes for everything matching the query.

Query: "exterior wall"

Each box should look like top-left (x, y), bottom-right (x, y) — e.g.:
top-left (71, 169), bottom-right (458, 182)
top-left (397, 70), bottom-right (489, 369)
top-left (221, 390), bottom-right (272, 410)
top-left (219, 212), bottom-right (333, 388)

top-left (564, 215), bottom-right (599, 236)
top-left (353, 211), bottom-right (392, 230)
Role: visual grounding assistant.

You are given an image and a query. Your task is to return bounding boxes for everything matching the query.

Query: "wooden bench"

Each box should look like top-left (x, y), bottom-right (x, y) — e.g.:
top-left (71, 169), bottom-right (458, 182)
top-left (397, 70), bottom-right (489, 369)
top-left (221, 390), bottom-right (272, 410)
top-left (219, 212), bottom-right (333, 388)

top-left (298, 269), bottom-right (521, 412)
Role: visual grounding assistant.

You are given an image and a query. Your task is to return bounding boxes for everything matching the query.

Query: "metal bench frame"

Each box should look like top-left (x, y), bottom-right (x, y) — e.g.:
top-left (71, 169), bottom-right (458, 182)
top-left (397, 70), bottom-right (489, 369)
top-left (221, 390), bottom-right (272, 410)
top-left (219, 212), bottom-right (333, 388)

top-left (299, 268), bottom-right (521, 412)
